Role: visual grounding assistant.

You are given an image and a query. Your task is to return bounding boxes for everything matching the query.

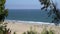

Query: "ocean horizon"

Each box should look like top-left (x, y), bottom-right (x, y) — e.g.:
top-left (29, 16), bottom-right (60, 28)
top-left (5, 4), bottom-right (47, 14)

top-left (6, 9), bottom-right (53, 23)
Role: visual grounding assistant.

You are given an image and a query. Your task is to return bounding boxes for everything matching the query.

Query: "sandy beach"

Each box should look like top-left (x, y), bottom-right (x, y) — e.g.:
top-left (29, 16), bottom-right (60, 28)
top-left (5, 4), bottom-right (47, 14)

top-left (4, 21), bottom-right (60, 34)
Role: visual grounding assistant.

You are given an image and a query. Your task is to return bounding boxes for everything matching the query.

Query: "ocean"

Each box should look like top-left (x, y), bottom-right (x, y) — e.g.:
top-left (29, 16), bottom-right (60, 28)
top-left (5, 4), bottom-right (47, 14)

top-left (6, 9), bottom-right (53, 24)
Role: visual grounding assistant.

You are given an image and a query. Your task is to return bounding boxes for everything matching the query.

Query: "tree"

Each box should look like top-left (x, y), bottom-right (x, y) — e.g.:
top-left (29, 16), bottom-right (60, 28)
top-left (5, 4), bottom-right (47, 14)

top-left (39, 0), bottom-right (60, 25)
top-left (0, 0), bottom-right (10, 34)
top-left (0, 0), bottom-right (8, 23)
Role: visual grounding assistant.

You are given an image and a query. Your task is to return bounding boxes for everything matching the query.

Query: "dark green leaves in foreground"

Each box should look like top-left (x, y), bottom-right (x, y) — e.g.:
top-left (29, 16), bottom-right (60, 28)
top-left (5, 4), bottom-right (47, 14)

top-left (39, 0), bottom-right (60, 25)
top-left (0, 0), bottom-right (8, 22)
top-left (39, 0), bottom-right (50, 10)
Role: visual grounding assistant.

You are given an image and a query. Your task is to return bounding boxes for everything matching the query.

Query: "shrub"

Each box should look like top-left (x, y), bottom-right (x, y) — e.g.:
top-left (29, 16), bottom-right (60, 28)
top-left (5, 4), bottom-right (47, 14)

top-left (41, 27), bottom-right (55, 34)
top-left (23, 26), bottom-right (37, 34)
top-left (13, 32), bottom-right (16, 34)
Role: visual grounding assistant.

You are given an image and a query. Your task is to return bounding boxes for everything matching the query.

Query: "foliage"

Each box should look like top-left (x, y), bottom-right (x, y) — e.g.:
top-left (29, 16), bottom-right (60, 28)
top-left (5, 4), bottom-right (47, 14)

top-left (23, 27), bottom-right (55, 34)
top-left (0, 0), bottom-right (8, 22)
top-left (41, 28), bottom-right (54, 34)
top-left (0, 0), bottom-right (15, 34)
top-left (49, 30), bottom-right (54, 34)
top-left (0, 23), bottom-right (11, 34)
top-left (23, 27), bottom-right (37, 34)
top-left (39, 0), bottom-right (60, 25)
top-left (41, 28), bottom-right (49, 34)
top-left (0, 0), bottom-right (13, 34)
top-left (13, 32), bottom-right (16, 34)
top-left (23, 32), bottom-right (26, 34)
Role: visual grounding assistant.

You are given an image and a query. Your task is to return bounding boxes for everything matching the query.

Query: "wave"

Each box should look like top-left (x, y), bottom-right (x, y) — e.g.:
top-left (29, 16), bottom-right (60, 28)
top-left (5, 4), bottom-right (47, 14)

top-left (4, 20), bottom-right (55, 25)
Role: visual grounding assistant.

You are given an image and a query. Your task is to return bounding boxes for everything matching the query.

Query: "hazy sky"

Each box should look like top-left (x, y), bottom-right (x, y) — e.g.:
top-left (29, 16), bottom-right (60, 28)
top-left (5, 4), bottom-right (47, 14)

top-left (5, 0), bottom-right (41, 9)
top-left (5, 0), bottom-right (60, 9)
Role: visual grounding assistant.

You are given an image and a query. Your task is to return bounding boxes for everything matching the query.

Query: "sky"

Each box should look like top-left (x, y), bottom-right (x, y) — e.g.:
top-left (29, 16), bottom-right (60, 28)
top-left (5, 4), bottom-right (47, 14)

top-left (5, 0), bottom-right (60, 9)
top-left (5, 0), bottom-right (41, 9)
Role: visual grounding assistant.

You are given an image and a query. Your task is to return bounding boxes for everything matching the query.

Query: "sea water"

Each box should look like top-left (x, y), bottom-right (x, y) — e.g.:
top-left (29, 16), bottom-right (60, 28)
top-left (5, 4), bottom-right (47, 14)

top-left (6, 9), bottom-right (53, 24)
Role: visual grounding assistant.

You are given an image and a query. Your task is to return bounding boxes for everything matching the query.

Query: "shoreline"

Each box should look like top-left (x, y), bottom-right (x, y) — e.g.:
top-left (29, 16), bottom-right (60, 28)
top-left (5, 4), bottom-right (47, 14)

top-left (4, 20), bottom-right (55, 25)
top-left (3, 20), bottom-right (60, 34)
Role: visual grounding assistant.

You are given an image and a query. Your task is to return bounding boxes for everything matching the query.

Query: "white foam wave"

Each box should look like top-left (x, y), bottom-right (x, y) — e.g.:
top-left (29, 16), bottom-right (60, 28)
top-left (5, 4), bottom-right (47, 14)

top-left (4, 20), bottom-right (55, 25)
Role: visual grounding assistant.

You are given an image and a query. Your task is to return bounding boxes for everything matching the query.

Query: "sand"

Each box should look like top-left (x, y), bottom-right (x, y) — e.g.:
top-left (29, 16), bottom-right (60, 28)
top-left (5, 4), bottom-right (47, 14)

top-left (4, 21), bottom-right (60, 34)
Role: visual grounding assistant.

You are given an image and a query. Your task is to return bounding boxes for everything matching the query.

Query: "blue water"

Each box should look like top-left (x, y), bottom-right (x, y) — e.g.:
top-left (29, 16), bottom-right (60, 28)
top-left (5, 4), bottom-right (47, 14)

top-left (6, 9), bottom-right (52, 23)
